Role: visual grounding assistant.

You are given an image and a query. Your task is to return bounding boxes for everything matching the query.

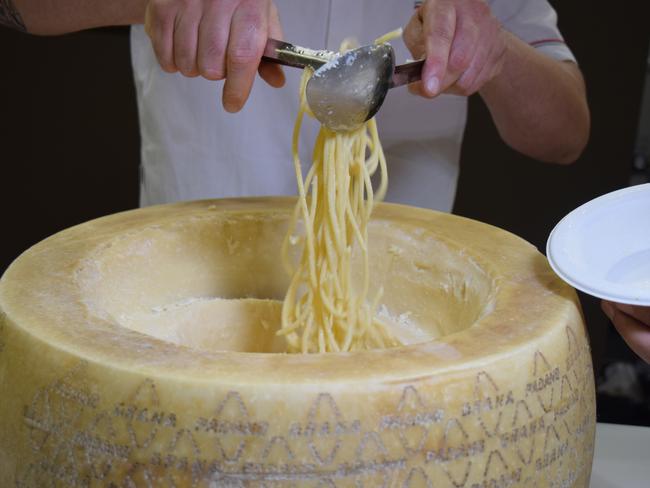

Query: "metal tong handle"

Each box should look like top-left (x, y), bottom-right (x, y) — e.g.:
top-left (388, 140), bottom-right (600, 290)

top-left (263, 38), bottom-right (424, 90)
top-left (390, 60), bottom-right (424, 88)
top-left (262, 38), bottom-right (335, 70)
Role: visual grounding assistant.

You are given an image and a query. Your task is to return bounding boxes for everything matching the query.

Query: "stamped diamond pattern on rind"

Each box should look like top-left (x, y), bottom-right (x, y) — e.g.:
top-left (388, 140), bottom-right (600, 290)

top-left (398, 386), bottom-right (429, 454)
top-left (130, 379), bottom-right (161, 406)
top-left (383, 385), bottom-right (443, 456)
top-left (170, 427), bottom-right (202, 457)
top-left (11, 329), bottom-right (596, 488)
top-left (482, 449), bottom-right (522, 487)
top-left (118, 379), bottom-right (164, 451)
top-left (473, 371), bottom-right (515, 438)
top-left (352, 432), bottom-right (396, 488)
top-left (50, 361), bottom-right (97, 438)
top-left (355, 431), bottom-right (388, 462)
top-left (505, 400), bottom-right (538, 466)
top-left (315, 479), bottom-right (337, 488)
top-left (47, 439), bottom-right (82, 486)
top-left (538, 424), bottom-right (568, 484)
top-left (78, 411), bottom-right (129, 484)
top-left (556, 374), bottom-right (579, 438)
top-left (24, 387), bottom-right (54, 454)
top-left (161, 428), bottom-right (203, 488)
top-left (548, 443), bottom-right (582, 488)
top-left (404, 466), bottom-right (433, 487)
top-left (262, 436), bottom-right (295, 462)
top-left (431, 418), bottom-right (475, 488)
top-left (23, 361), bottom-right (97, 461)
top-left (565, 326), bottom-right (581, 372)
top-left (212, 391), bottom-right (253, 463)
top-left (122, 462), bottom-right (157, 488)
top-left (306, 393), bottom-right (344, 465)
top-left (530, 351), bottom-right (559, 415)
top-left (15, 463), bottom-right (50, 488)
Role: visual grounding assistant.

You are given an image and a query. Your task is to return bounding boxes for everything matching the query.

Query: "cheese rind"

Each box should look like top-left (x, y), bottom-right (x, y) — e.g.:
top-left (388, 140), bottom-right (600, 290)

top-left (0, 198), bottom-right (596, 487)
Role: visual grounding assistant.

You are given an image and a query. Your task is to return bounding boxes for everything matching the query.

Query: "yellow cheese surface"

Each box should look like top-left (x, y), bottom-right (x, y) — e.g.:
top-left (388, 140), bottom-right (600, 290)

top-left (0, 198), bottom-right (596, 487)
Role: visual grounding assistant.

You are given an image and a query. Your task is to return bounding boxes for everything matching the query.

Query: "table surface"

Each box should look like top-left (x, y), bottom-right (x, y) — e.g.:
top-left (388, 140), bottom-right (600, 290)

top-left (590, 422), bottom-right (650, 488)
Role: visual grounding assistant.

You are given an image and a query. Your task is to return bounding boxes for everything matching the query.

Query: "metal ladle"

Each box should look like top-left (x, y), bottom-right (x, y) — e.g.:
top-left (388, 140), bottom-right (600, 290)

top-left (305, 44), bottom-right (424, 132)
top-left (261, 38), bottom-right (424, 132)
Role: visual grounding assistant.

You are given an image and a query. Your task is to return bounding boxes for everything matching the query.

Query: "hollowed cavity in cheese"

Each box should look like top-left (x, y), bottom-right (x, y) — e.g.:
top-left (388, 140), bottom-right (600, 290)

top-left (74, 214), bottom-right (496, 353)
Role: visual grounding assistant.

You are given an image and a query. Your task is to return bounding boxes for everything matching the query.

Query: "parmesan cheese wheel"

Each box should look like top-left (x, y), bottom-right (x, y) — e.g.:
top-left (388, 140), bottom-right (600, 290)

top-left (0, 198), bottom-right (596, 487)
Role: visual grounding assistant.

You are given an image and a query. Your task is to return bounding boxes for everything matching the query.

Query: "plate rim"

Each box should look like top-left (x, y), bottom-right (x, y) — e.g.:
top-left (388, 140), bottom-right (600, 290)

top-left (546, 183), bottom-right (650, 306)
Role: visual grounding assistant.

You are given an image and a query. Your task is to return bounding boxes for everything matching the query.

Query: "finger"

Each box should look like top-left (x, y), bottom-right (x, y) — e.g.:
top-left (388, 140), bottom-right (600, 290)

top-left (420, 0), bottom-right (457, 97)
top-left (403, 8), bottom-right (426, 60)
top-left (258, 1), bottom-right (285, 88)
top-left (405, 7), bottom-right (433, 98)
top-left (197, 0), bottom-right (238, 80)
top-left (612, 302), bottom-right (650, 326)
top-left (145, 0), bottom-right (178, 73)
top-left (455, 30), bottom-right (499, 95)
top-left (446, 8), bottom-right (479, 78)
top-left (408, 80), bottom-right (425, 96)
top-left (174, 9), bottom-right (202, 77)
top-left (410, 67), bottom-right (457, 97)
top-left (223, 0), bottom-right (269, 113)
top-left (603, 302), bottom-right (650, 363)
top-left (258, 62), bottom-right (285, 87)
top-left (453, 22), bottom-right (494, 95)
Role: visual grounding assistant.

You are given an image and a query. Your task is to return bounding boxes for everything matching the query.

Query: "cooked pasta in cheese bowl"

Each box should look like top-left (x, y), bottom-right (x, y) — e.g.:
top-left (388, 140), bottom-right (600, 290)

top-left (0, 198), bottom-right (596, 487)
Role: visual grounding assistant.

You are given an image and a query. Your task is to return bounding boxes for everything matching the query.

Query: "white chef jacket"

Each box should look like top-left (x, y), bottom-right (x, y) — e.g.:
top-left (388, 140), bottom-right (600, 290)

top-left (131, 0), bottom-right (575, 211)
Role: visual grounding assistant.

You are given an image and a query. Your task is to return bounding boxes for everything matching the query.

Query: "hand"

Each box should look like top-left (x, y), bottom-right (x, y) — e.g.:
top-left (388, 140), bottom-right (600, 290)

top-left (403, 0), bottom-right (506, 97)
top-left (144, 0), bottom-right (285, 112)
top-left (602, 301), bottom-right (650, 363)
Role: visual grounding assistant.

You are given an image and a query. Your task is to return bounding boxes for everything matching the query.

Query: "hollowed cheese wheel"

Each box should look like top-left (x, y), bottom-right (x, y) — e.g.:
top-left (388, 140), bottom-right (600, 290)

top-left (0, 198), bottom-right (596, 487)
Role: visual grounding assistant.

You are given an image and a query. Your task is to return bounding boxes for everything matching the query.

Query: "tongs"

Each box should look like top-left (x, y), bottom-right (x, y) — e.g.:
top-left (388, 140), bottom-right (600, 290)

top-left (262, 38), bottom-right (336, 70)
top-left (263, 38), bottom-right (424, 131)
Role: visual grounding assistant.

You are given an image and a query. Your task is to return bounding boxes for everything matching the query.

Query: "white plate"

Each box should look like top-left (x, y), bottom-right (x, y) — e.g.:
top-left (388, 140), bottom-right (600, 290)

top-left (547, 183), bottom-right (650, 305)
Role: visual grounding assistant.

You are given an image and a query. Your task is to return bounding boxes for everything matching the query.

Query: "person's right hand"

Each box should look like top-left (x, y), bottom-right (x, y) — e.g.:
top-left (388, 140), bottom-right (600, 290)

top-left (144, 0), bottom-right (285, 112)
top-left (602, 301), bottom-right (650, 363)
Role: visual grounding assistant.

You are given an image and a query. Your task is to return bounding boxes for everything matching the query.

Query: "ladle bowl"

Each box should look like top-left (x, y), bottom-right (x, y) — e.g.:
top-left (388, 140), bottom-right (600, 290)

top-left (306, 44), bottom-right (395, 132)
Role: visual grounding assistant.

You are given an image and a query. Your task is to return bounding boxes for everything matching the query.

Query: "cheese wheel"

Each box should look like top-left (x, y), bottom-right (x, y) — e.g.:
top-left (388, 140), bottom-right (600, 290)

top-left (0, 198), bottom-right (596, 487)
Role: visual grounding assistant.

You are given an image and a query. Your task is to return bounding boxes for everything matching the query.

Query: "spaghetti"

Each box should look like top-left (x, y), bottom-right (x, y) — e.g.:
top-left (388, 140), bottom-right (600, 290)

top-left (279, 33), bottom-right (402, 353)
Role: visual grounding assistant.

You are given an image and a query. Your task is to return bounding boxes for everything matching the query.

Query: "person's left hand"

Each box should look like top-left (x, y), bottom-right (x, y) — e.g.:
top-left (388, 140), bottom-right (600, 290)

top-left (144, 0), bottom-right (285, 113)
top-left (403, 0), bottom-right (507, 97)
top-left (602, 301), bottom-right (650, 363)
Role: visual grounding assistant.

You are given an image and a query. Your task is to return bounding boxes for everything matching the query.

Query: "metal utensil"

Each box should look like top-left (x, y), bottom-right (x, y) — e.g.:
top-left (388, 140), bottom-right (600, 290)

top-left (263, 39), bottom-right (424, 132)
top-left (306, 44), bottom-right (424, 132)
top-left (262, 38), bottom-right (335, 70)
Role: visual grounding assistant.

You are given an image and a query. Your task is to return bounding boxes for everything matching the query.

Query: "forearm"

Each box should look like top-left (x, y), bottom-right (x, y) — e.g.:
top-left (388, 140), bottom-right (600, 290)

top-left (479, 32), bottom-right (590, 164)
top-left (5, 0), bottom-right (146, 34)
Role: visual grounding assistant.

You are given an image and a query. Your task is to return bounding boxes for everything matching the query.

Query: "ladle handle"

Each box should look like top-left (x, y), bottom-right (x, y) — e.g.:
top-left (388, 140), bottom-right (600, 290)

top-left (390, 60), bottom-right (424, 88)
top-left (262, 38), bottom-right (334, 71)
